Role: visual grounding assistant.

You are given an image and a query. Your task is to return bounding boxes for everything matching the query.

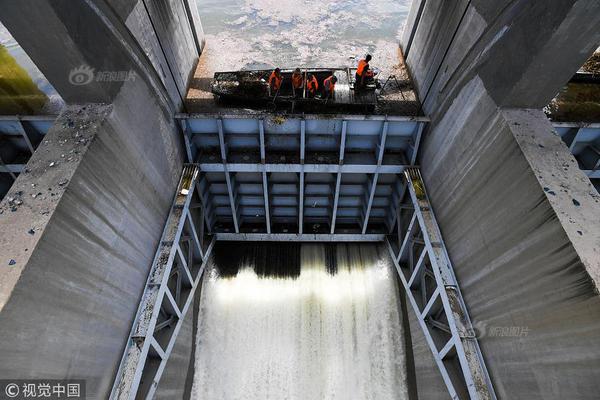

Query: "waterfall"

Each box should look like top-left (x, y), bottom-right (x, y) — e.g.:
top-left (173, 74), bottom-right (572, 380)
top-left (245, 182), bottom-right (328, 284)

top-left (191, 243), bottom-right (408, 400)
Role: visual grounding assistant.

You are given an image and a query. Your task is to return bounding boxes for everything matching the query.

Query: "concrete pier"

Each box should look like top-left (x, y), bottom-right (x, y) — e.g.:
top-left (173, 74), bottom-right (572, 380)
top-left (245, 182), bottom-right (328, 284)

top-left (402, 1), bottom-right (600, 398)
top-left (0, 0), bottom-right (202, 397)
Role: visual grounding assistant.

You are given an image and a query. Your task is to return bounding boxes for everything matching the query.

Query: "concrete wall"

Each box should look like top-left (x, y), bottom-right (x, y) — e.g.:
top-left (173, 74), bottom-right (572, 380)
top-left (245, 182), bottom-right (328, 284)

top-left (401, 0), bottom-right (600, 398)
top-left (113, 0), bottom-right (204, 110)
top-left (0, 0), bottom-right (203, 111)
top-left (0, 0), bottom-right (198, 397)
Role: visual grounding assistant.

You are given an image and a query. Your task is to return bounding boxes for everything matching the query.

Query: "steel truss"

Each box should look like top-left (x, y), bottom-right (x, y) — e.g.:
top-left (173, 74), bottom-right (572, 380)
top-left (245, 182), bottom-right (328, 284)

top-left (110, 162), bottom-right (495, 400)
top-left (387, 167), bottom-right (495, 400)
top-left (177, 114), bottom-right (427, 234)
top-left (111, 164), bottom-right (215, 400)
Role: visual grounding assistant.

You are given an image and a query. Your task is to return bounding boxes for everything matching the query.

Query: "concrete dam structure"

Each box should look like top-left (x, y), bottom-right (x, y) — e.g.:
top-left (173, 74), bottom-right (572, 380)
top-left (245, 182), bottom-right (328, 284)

top-left (0, 1), bottom-right (599, 399)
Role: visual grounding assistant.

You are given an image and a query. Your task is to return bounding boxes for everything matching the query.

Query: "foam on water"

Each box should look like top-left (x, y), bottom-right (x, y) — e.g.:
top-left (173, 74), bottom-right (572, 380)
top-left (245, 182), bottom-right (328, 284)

top-left (191, 244), bottom-right (408, 400)
top-left (199, 0), bottom-right (412, 70)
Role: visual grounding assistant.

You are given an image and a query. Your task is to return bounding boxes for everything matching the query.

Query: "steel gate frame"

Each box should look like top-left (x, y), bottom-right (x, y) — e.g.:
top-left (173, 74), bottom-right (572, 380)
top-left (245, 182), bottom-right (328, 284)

top-left (387, 167), bottom-right (496, 399)
top-left (111, 163), bottom-right (494, 400)
top-left (110, 164), bottom-right (215, 400)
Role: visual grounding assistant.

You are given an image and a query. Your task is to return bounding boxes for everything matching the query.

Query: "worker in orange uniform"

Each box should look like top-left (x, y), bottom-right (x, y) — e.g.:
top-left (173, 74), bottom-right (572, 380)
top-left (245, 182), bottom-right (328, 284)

top-left (268, 68), bottom-right (283, 96)
top-left (355, 54), bottom-right (372, 91)
top-left (306, 74), bottom-right (319, 97)
top-left (323, 74), bottom-right (338, 99)
top-left (291, 68), bottom-right (304, 97)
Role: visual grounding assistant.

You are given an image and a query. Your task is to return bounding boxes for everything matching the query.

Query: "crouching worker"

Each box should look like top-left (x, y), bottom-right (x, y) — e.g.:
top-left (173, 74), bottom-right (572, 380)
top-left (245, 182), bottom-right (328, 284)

top-left (323, 74), bottom-right (337, 99)
top-left (268, 68), bottom-right (283, 96)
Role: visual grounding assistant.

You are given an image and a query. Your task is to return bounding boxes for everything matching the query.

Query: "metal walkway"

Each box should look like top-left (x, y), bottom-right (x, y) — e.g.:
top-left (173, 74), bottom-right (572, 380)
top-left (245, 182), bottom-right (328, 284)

top-left (110, 164), bottom-right (214, 400)
top-left (387, 167), bottom-right (496, 399)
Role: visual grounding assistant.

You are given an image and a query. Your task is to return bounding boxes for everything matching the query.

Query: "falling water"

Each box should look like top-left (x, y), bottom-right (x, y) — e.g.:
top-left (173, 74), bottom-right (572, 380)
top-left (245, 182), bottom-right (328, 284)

top-left (191, 243), bottom-right (408, 400)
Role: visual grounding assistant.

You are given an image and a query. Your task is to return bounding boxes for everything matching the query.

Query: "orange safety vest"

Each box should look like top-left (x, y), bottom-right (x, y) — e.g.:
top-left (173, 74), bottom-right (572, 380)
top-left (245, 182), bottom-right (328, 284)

top-left (269, 71), bottom-right (283, 90)
top-left (292, 73), bottom-right (304, 89)
top-left (307, 76), bottom-right (318, 93)
top-left (324, 76), bottom-right (336, 94)
top-left (357, 59), bottom-right (369, 76)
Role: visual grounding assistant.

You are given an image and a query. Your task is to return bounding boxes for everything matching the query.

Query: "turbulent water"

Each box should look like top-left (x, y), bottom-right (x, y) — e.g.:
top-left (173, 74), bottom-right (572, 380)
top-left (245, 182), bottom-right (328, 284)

top-left (191, 243), bottom-right (408, 400)
top-left (198, 0), bottom-right (412, 71)
top-left (0, 0), bottom-right (412, 110)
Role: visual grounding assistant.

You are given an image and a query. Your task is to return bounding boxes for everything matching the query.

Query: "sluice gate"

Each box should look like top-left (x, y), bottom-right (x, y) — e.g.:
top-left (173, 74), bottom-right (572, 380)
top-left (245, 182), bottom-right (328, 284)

top-left (110, 112), bottom-right (491, 399)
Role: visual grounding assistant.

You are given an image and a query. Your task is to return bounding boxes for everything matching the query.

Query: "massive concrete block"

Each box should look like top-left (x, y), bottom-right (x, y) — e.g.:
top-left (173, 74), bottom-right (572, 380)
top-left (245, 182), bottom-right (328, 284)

top-left (401, 0), bottom-right (600, 398)
top-left (0, 96), bottom-right (184, 399)
top-left (402, 0), bottom-right (600, 117)
top-left (0, 1), bottom-right (191, 397)
top-left (418, 76), bottom-right (600, 398)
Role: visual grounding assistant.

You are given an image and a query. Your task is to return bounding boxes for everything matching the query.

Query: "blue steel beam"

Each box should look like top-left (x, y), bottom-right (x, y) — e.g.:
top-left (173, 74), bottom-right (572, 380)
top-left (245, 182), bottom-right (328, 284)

top-left (215, 233), bottom-right (385, 242)
top-left (330, 121), bottom-right (347, 234)
top-left (259, 120), bottom-right (271, 233)
top-left (389, 167), bottom-right (496, 400)
top-left (410, 122), bottom-right (425, 165)
top-left (362, 121), bottom-right (389, 234)
top-left (198, 163), bottom-right (406, 174)
top-left (299, 120), bottom-right (305, 234)
top-left (217, 119), bottom-right (240, 233)
top-left (176, 115), bottom-right (429, 233)
top-left (16, 119), bottom-right (35, 154)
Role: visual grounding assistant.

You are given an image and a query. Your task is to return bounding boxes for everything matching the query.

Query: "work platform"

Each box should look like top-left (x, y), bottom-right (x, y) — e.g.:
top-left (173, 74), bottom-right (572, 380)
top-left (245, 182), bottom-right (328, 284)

top-left (185, 42), bottom-right (422, 116)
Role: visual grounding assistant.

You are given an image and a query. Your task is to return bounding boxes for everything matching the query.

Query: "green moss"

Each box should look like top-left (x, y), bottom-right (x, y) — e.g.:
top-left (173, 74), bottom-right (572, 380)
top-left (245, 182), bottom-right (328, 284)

top-left (0, 44), bottom-right (48, 114)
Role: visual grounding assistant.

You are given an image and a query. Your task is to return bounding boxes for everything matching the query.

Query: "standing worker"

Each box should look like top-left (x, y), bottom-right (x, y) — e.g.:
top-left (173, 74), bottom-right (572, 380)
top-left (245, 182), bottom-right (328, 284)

top-left (306, 74), bottom-right (319, 97)
top-left (323, 74), bottom-right (337, 99)
top-left (291, 68), bottom-right (304, 97)
top-left (268, 68), bottom-right (283, 96)
top-left (355, 54), bottom-right (372, 91)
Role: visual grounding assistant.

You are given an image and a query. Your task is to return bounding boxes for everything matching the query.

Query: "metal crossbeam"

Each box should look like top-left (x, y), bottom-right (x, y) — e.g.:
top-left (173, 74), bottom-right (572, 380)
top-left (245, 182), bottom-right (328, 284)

top-left (180, 118), bottom-right (195, 163)
top-left (195, 175), bottom-right (215, 232)
top-left (362, 121), bottom-right (388, 234)
top-left (330, 121), bottom-right (347, 234)
top-left (259, 120), bottom-right (271, 233)
top-left (198, 163), bottom-right (406, 174)
top-left (217, 119), bottom-right (240, 232)
top-left (299, 120), bottom-right (305, 234)
top-left (110, 164), bottom-right (215, 400)
top-left (387, 167), bottom-right (495, 400)
top-left (16, 119), bottom-right (35, 154)
top-left (177, 115), bottom-right (428, 232)
top-left (216, 233), bottom-right (384, 242)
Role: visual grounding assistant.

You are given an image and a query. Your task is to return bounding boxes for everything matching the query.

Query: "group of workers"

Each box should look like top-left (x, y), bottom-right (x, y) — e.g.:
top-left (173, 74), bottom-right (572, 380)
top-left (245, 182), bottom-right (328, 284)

top-left (267, 54), bottom-right (373, 99)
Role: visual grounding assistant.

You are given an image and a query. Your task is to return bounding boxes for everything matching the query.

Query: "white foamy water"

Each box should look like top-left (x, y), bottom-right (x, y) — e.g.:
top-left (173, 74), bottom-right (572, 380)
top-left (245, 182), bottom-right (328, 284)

top-left (198, 0), bottom-right (412, 71)
top-left (191, 244), bottom-right (408, 400)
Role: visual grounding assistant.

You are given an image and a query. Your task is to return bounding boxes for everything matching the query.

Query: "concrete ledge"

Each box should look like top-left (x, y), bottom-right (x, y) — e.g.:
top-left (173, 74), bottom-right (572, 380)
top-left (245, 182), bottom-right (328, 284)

top-left (0, 97), bottom-right (184, 397)
top-left (0, 105), bottom-right (112, 309)
top-left (504, 108), bottom-right (600, 290)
